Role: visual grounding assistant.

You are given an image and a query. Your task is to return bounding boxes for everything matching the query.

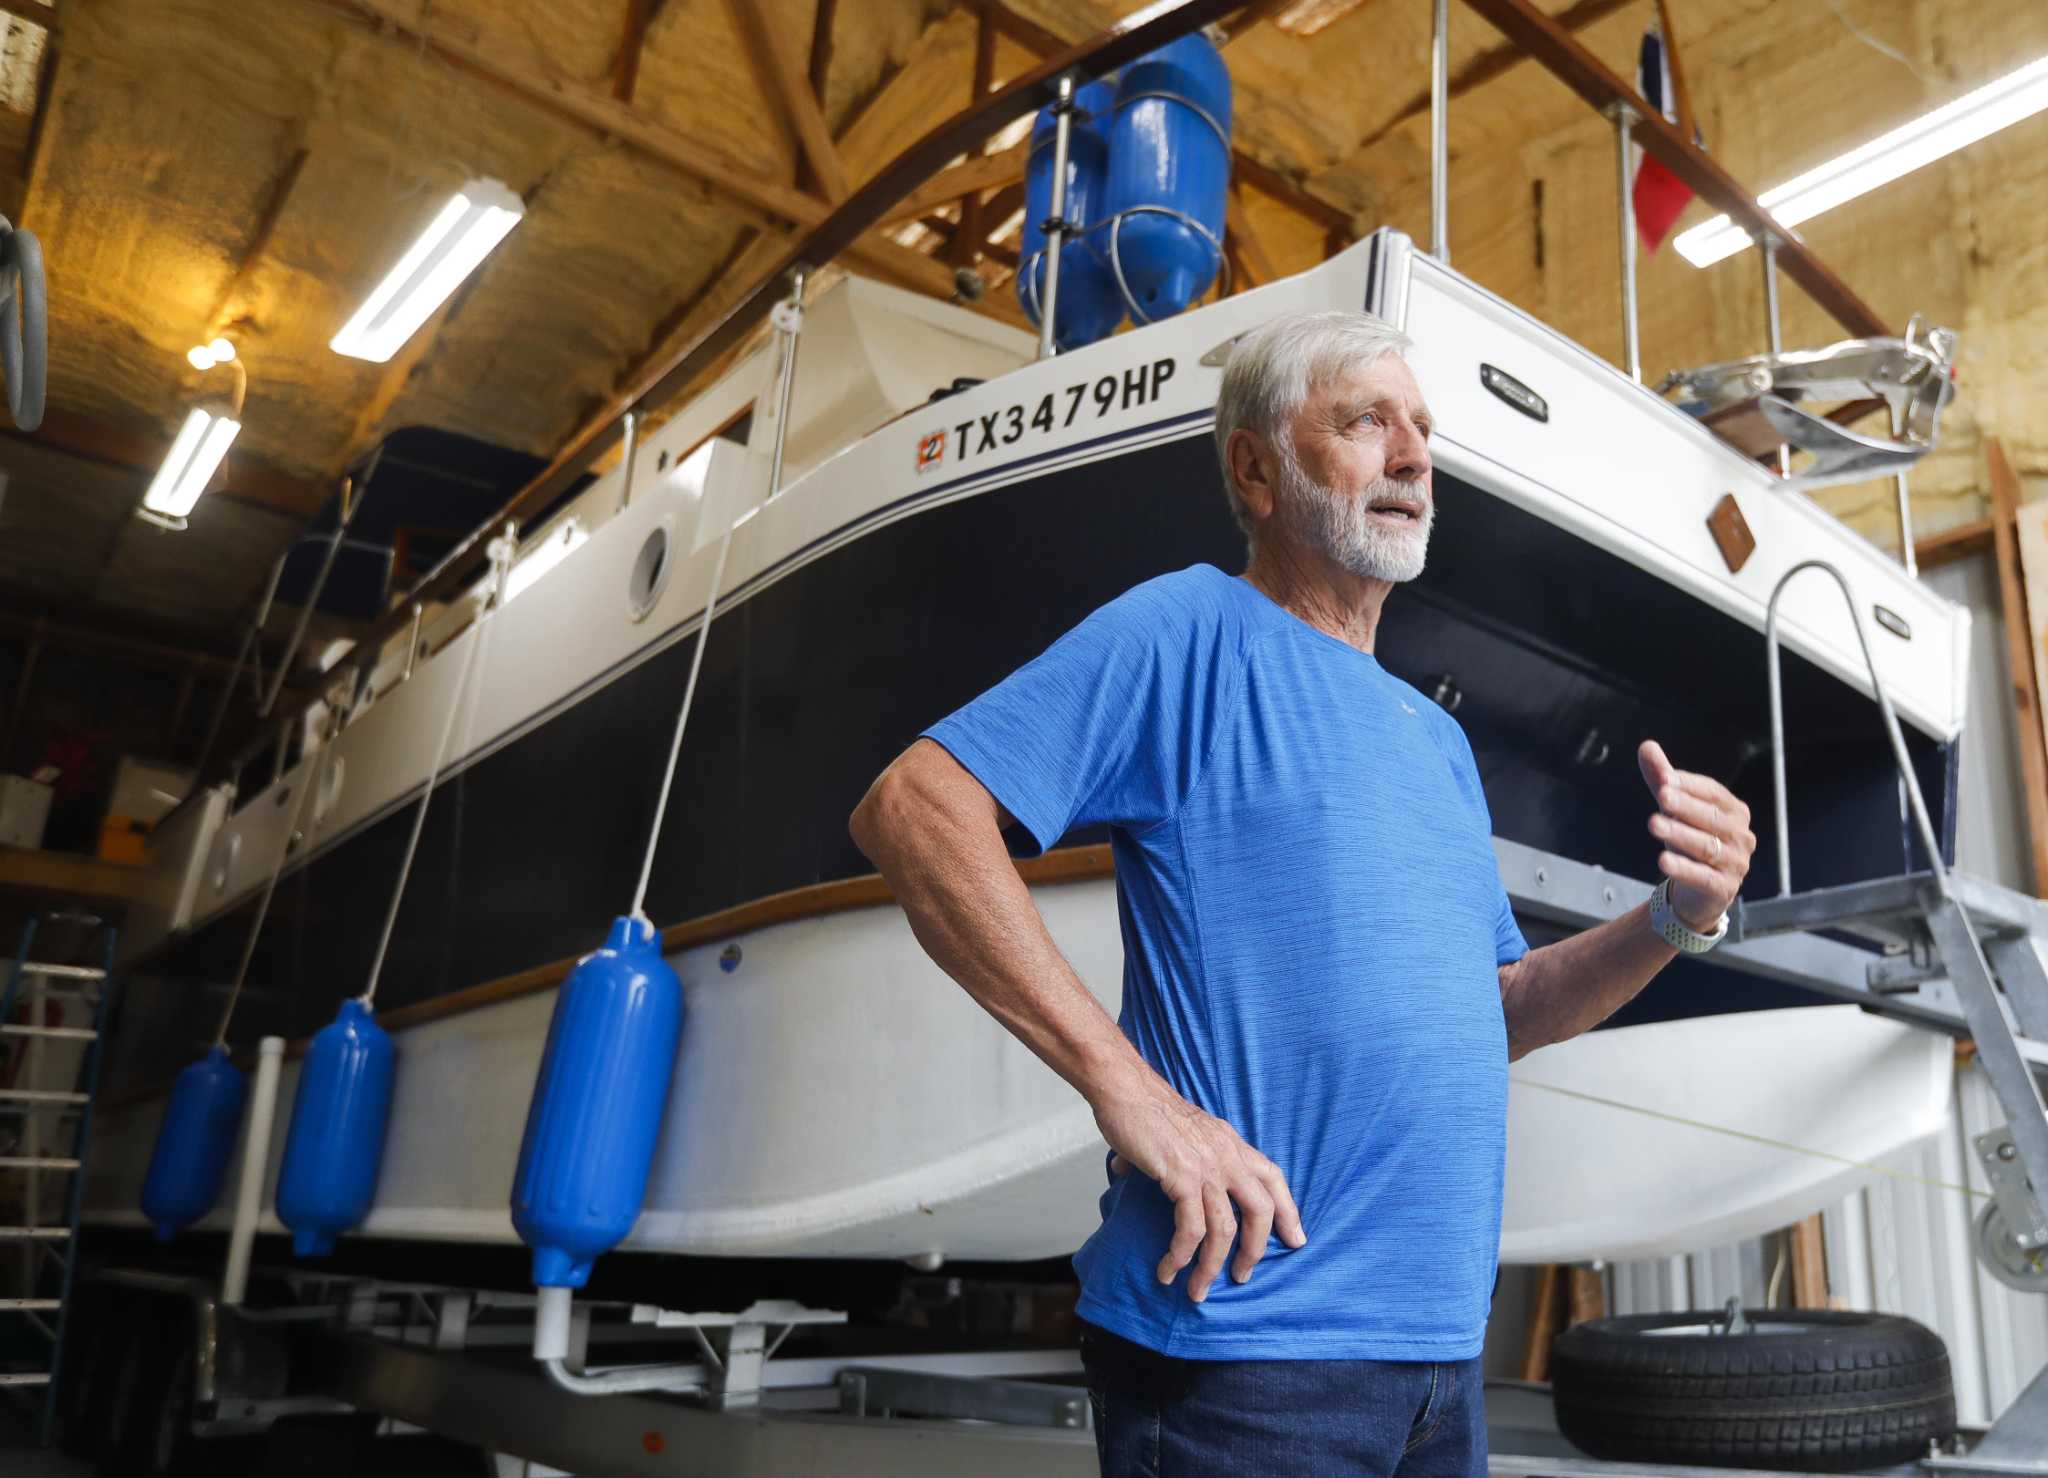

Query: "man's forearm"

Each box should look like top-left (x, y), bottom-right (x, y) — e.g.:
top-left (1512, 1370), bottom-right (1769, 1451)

top-left (851, 748), bottom-right (1154, 1109)
top-left (1498, 903), bottom-right (1677, 1060)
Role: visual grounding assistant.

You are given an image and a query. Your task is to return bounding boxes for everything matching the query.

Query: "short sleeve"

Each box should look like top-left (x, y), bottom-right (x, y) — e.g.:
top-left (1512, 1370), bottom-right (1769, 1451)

top-left (1430, 710), bottom-right (1529, 968)
top-left (920, 574), bottom-right (1244, 855)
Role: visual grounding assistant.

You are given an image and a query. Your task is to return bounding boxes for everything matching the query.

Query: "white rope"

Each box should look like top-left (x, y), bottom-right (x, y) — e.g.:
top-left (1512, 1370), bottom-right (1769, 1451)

top-left (627, 518), bottom-right (739, 931)
top-left (213, 739), bottom-right (328, 1050)
top-left (1510, 1076), bottom-right (1987, 1203)
top-left (360, 544), bottom-right (510, 1008)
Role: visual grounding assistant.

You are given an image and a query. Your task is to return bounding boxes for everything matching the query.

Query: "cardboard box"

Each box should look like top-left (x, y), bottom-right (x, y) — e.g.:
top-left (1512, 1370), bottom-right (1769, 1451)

top-left (0, 774), bottom-right (53, 850)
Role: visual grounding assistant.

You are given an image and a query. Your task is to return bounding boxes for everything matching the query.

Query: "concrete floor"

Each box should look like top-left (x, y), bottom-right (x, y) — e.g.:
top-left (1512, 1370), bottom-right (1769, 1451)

top-left (0, 1400), bottom-right (92, 1477)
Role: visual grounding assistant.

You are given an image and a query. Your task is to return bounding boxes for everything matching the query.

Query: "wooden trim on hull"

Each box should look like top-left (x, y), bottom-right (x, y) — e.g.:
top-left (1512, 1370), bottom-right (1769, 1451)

top-left (108, 844), bottom-right (1115, 1106)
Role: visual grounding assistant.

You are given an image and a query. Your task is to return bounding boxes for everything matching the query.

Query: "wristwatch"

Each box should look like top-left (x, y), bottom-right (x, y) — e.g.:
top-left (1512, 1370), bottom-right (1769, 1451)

top-left (1649, 879), bottom-right (1728, 954)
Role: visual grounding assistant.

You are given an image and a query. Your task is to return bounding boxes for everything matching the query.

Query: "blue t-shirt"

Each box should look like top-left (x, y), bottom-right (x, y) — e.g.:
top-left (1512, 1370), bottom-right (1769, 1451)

top-left (922, 564), bottom-right (1525, 1360)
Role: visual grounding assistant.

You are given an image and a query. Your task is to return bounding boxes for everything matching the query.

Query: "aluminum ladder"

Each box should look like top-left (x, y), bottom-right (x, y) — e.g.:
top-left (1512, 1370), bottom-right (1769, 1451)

top-left (0, 910), bottom-right (118, 1446)
top-left (1728, 561), bottom-right (2048, 1474)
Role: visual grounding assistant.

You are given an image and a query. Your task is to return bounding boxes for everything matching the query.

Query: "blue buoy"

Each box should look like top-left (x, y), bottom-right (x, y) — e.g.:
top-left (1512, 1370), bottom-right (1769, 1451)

top-left (139, 1046), bottom-right (247, 1242)
top-left (275, 998), bottom-right (397, 1257)
top-left (511, 916), bottom-right (684, 1290)
top-left (1018, 79), bottom-right (1123, 351)
top-left (1102, 33), bottom-right (1233, 322)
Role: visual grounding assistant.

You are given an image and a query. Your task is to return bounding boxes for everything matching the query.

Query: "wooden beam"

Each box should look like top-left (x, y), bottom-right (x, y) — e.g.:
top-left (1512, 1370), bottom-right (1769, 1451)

top-left (1789, 1214), bottom-right (1829, 1307)
top-left (728, 0), bottom-right (850, 202)
top-left (1460, 0), bottom-right (1889, 338)
top-left (344, 0), bottom-right (826, 230)
top-left (880, 139), bottom-right (1028, 225)
top-left (807, 0), bottom-right (838, 100)
top-left (1219, 0), bottom-right (1295, 46)
top-left (0, 848), bottom-right (147, 912)
top-left (18, 40), bottom-right (58, 222)
top-left (0, 606), bottom-right (253, 682)
top-left (205, 144), bottom-right (312, 339)
top-left (1988, 437), bottom-right (2048, 898)
top-left (953, 8), bottom-right (999, 269)
top-left (1914, 515), bottom-right (1993, 572)
top-left (0, 0), bottom-right (55, 30)
top-left (1520, 1264), bottom-right (1566, 1381)
top-left (1567, 1263), bottom-right (1607, 1325)
top-left (1361, 0), bottom-right (1633, 152)
top-left (1227, 180), bottom-right (1281, 286)
top-left (1232, 150), bottom-right (1352, 233)
top-left (336, 0), bottom-right (964, 307)
top-left (613, 0), bottom-right (654, 104)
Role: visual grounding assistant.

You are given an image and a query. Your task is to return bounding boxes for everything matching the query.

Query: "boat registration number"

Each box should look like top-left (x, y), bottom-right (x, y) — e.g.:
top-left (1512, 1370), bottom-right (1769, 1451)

top-left (919, 357), bottom-right (1178, 474)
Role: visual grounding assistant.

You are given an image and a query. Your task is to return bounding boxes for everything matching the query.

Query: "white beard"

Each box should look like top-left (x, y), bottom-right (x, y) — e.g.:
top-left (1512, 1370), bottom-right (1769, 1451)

top-left (1276, 463), bottom-right (1434, 584)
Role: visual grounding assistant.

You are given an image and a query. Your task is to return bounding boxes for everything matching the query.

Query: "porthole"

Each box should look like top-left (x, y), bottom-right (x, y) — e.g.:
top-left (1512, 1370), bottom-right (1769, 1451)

top-left (628, 520), bottom-right (675, 623)
top-left (209, 832), bottom-right (241, 895)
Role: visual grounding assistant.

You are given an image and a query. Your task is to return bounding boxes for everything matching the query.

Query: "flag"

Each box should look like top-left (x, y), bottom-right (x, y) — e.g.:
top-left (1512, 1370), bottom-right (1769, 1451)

top-left (1633, 25), bottom-right (1696, 254)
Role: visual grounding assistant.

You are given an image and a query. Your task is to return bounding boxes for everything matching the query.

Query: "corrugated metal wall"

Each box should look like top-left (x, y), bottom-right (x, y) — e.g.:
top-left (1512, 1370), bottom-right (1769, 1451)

top-left (1598, 552), bottom-right (2048, 1428)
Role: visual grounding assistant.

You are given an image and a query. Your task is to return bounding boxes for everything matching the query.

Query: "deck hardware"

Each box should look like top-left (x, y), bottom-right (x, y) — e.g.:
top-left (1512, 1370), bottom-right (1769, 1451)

top-left (1429, 673), bottom-right (1461, 711)
top-left (766, 266), bottom-right (808, 494)
top-left (1873, 604), bottom-right (1911, 640)
top-left (1480, 364), bottom-right (1547, 422)
top-left (1429, 0), bottom-right (1448, 262)
top-left (1608, 101), bottom-right (1641, 382)
top-left (719, 944), bottom-right (742, 974)
top-left (1037, 75), bottom-right (1077, 359)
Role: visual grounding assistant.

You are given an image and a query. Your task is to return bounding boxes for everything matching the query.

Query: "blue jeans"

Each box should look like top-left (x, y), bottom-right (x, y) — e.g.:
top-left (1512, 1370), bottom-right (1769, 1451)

top-left (1079, 1322), bottom-right (1488, 1477)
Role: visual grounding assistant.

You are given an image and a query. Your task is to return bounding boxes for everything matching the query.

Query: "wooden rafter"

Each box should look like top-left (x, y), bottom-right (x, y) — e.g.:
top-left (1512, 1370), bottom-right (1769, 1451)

top-left (1460, 0), bottom-right (1888, 337)
top-left (807, 0), bottom-right (838, 99)
top-left (0, 0), bottom-right (55, 28)
top-left (613, 0), bottom-right (655, 104)
top-left (880, 139), bottom-right (1028, 226)
top-left (336, 0), bottom-right (966, 305)
top-left (1988, 437), bottom-right (2048, 898)
top-left (1219, 0), bottom-right (1295, 46)
top-left (953, 7), bottom-right (1000, 268)
top-left (204, 143), bottom-right (312, 339)
top-left (728, 0), bottom-right (850, 202)
top-left (1226, 180), bottom-right (1280, 285)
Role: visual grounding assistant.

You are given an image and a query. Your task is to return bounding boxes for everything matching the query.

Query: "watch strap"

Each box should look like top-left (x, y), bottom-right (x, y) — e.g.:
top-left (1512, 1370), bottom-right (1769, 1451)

top-left (1650, 879), bottom-right (1728, 954)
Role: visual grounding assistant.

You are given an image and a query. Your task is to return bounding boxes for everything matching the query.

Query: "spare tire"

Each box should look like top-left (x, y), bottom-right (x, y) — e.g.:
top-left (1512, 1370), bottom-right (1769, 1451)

top-left (1552, 1308), bottom-right (1955, 1472)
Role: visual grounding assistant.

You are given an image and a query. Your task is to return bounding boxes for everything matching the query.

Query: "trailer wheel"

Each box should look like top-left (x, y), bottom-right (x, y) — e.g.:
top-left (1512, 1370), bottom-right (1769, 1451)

top-left (1551, 1307), bottom-right (1955, 1472)
top-left (94, 1303), bottom-right (201, 1478)
top-left (91, 1307), bottom-right (150, 1478)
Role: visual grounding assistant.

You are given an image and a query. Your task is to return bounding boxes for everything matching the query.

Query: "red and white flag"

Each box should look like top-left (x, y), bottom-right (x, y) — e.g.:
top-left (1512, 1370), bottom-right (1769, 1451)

top-left (1633, 25), bottom-right (1696, 254)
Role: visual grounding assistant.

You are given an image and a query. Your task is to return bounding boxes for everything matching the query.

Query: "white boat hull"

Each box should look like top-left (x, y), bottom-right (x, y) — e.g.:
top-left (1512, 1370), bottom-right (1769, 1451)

top-left (85, 876), bottom-right (1952, 1266)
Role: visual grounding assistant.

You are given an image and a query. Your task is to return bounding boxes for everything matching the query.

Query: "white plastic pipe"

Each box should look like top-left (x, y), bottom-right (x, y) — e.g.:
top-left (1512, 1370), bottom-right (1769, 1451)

top-left (223, 1036), bottom-right (285, 1307)
top-left (534, 1284), bottom-right (574, 1362)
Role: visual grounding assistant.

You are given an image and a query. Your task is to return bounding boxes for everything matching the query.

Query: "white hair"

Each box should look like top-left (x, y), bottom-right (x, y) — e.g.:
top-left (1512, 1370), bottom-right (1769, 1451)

top-left (1213, 309), bottom-right (1414, 543)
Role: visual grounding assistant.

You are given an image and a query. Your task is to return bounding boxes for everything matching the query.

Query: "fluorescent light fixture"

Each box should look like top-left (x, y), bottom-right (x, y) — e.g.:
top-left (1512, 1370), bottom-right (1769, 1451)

top-left (1676, 52), bottom-right (2048, 267)
top-left (330, 177), bottom-right (525, 362)
top-left (186, 337), bottom-right (238, 370)
top-left (141, 407), bottom-right (241, 520)
top-left (208, 337), bottom-right (235, 363)
top-left (503, 519), bottom-right (589, 603)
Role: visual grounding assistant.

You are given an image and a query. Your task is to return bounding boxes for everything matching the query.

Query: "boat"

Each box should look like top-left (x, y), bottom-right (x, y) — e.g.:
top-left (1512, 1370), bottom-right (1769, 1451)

top-left (81, 225), bottom-right (1971, 1273)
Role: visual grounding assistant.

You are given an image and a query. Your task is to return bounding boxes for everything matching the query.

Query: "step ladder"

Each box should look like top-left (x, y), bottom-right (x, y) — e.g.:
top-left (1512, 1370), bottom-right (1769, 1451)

top-left (0, 911), bottom-right (117, 1445)
top-left (1732, 562), bottom-right (2048, 1476)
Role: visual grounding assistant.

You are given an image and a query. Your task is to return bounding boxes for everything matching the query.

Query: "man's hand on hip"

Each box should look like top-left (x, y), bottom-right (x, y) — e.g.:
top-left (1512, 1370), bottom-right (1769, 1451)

top-left (1094, 1080), bottom-right (1307, 1302)
top-left (1638, 739), bottom-right (1755, 929)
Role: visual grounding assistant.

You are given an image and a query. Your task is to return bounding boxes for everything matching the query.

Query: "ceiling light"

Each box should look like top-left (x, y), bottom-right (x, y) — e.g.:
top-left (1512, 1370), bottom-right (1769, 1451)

top-left (1676, 53), bottom-right (2048, 267)
top-left (141, 407), bottom-right (241, 521)
top-left (186, 344), bottom-right (215, 370)
top-left (208, 337), bottom-right (236, 363)
top-left (330, 177), bottom-right (525, 362)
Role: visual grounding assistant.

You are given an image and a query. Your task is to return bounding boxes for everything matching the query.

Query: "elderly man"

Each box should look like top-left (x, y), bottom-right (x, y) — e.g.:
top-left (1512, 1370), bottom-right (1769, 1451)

top-left (849, 309), bottom-right (1753, 1476)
